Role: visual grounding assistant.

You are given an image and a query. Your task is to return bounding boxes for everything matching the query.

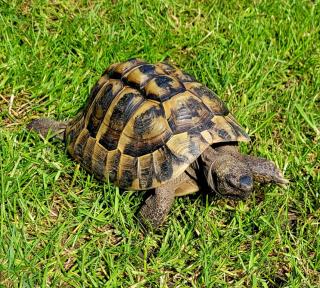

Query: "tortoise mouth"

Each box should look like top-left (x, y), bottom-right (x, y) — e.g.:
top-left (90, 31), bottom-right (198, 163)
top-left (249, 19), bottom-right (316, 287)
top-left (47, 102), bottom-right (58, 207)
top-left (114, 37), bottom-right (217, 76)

top-left (215, 189), bottom-right (251, 200)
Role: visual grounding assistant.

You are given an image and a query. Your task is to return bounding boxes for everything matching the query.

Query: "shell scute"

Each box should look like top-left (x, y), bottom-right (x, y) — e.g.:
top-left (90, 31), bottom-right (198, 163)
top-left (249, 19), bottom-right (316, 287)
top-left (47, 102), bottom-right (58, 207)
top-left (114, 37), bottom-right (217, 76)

top-left (157, 62), bottom-right (196, 82)
top-left (98, 90), bottom-right (145, 151)
top-left (119, 101), bottom-right (172, 157)
top-left (152, 146), bottom-right (174, 183)
top-left (144, 75), bottom-right (185, 102)
top-left (184, 82), bottom-right (229, 115)
top-left (106, 149), bottom-right (121, 183)
top-left (162, 91), bottom-right (212, 134)
top-left (91, 142), bottom-right (108, 180)
top-left (123, 64), bottom-right (165, 89)
top-left (86, 79), bottom-right (124, 137)
top-left (74, 129), bottom-right (90, 159)
top-left (138, 153), bottom-right (155, 189)
top-left (106, 58), bottom-right (146, 78)
top-left (118, 154), bottom-right (138, 188)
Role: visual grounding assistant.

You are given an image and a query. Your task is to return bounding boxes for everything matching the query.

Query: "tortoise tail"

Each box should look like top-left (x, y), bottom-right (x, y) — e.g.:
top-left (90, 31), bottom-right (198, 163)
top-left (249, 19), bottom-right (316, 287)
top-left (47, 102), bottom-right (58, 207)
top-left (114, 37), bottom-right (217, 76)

top-left (27, 118), bottom-right (67, 141)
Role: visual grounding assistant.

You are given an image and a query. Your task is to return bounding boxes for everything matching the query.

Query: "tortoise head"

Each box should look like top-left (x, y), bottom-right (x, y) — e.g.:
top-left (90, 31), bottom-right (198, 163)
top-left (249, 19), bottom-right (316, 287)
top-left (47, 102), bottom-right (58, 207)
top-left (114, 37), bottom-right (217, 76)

top-left (202, 149), bottom-right (254, 199)
top-left (212, 165), bottom-right (253, 199)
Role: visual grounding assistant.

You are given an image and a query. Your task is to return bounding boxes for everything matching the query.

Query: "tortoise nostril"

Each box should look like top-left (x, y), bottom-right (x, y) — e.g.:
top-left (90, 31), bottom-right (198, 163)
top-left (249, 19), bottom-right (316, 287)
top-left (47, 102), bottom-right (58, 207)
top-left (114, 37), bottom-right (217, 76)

top-left (240, 175), bottom-right (253, 190)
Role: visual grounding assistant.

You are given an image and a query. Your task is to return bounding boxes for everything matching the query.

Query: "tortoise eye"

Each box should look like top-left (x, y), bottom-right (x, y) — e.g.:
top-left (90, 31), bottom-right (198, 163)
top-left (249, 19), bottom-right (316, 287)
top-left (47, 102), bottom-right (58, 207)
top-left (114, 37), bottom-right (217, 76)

top-left (240, 175), bottom-right (252, 186)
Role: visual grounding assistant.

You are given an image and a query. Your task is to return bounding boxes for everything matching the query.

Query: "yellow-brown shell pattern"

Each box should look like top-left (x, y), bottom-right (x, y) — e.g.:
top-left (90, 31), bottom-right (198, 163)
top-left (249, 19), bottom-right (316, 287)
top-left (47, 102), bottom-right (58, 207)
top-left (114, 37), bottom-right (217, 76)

top-left (66, 59), bottom-right (250, 190)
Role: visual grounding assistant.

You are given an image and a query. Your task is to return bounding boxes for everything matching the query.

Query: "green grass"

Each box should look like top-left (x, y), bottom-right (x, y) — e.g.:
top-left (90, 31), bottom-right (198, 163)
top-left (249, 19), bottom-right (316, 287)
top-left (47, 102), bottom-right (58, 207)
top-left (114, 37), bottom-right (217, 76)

top-left (1, 0), bottom-right (319, 286)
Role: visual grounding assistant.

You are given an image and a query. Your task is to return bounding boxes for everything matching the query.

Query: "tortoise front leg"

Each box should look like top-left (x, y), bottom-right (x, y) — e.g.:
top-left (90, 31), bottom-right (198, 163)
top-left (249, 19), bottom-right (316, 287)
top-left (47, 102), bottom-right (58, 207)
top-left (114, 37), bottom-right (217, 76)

top-left (139, 183), bottom-right (176, 230)
top-left (139, 169), bottom-right (199, 230)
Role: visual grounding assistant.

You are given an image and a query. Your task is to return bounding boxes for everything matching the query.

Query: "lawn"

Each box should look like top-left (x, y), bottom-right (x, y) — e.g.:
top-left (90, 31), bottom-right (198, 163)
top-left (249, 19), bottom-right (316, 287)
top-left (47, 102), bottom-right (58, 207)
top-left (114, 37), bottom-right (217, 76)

top-left (0, 0), bottom-right (319, 287)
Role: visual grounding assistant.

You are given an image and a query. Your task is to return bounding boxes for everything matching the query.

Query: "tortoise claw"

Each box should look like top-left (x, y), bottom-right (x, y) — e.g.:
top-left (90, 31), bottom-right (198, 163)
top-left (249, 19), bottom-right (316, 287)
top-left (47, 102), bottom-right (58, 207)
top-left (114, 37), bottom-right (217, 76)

top-left (275, 172), bottom-right (290, 187)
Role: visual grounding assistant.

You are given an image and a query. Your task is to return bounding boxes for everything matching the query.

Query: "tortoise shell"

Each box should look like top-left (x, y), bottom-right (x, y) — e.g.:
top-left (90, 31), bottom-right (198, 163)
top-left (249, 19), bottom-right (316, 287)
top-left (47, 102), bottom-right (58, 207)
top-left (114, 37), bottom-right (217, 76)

top-left (65, 58), bottom-right (249, 190)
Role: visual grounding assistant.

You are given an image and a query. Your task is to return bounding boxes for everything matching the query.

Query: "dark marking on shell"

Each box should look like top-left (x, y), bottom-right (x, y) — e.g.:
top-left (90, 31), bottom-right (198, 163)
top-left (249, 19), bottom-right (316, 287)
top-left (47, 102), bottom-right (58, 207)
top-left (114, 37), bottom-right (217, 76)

top-left (82, 138), bottom-right (95, 170)
top-left (188, 119), bottom-right (214, 135)
top-left (108, 150), bottom-right (121, 183)
top-left (121, 169), bottom-right (135, 188)
top-left (85, 82), bottom-right (101, 113)
top-left (133, 106), bottom-right (164, 138)
top-left (139, 64), bottom-right (156, 75)
top-left (180, 97), bottom-right (203, 118)
top-left (108, 69), bottom-right (122, 79)
top-left (119, 155), bottom-right (138, 188)
top-left (188, 136), bottom-right (202, 158)
top-left (74, 130), bottom-right (90, 158)
top-left (146, 75), bottom-right (185, 102)
top-left (123, 103), bottom-right (172, 157)
top-left (87, 84), bottom-right (115, 137)
top-left (109, 92), bottom-right (141, 130)
top-left (122, 79), bottom-right (140, 90)
top-left (190, 85), bottom-right (228, 115)
top-left (99, 128), bottom-right (120, 150)
top-left (218, 129), bottom-right (231, 140)
top-left (99, 84), bottom-right (116, 110)
top-left (123, 138), bottom-right (168, 158)
top-left (155, 146), bottom-right (173, 182)
top-left (99, 92), bottom-right (145, 150)
top-left (87, 120), bottom-right (95, 136)
top-left (93, 151), bottom-right (108, 180)
top-left (139, 154), bottom-right (155, 189)
top-left (167, 96), bottom-right (211, 134)
top-left (155, 75), bottom-right (173, 88)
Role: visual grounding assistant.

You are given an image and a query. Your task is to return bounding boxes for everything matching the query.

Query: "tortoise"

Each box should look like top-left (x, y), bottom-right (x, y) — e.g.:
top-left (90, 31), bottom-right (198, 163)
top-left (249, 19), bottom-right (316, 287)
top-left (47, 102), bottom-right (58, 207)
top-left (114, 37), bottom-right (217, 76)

top-left (28, 58), bottom-right (288, 229)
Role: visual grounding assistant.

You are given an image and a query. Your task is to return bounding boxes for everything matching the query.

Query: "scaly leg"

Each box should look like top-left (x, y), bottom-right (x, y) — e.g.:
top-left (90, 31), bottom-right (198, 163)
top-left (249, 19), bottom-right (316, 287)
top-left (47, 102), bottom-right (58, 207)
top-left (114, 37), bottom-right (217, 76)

top-left (139, 183), bottom-right (176, 229)
top-left (139, 169), bottom-right (199, 229)
top-left (27, 118), bottom-right (67, 140)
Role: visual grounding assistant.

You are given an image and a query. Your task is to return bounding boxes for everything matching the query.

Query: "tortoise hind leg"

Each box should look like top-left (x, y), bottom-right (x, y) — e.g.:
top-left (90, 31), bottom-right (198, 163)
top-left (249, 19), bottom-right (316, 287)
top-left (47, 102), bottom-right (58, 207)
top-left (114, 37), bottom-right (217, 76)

top-left (139, 170), bottom-right (199, 230)
top-left (27, 118), bottom-right (67, 141)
